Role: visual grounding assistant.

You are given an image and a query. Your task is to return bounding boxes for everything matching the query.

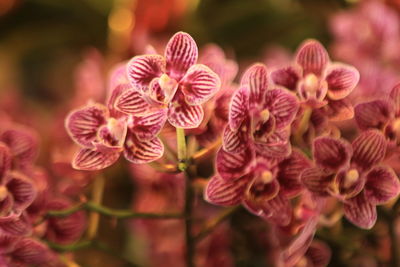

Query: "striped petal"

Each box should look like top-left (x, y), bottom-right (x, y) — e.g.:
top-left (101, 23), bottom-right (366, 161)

top-left (343, 192), bottom-right (377, 229)
top-left (255, 128), bottom-right (292, 159)
top-left (265, 89), bottom-right (299, 129)
top-left (301, 167), bottom-right (332, 196)
top-left (95, 118), bottom-right (127, 150)
top-left (180, 64), bottom-right (221, 105)
top-left (271, 66), bottom-right (300, 91)
top-left (351, 130), bottom-right (386, 171)
top-left (354, 100), bottom-right (393, 130)
top-left (6, 172), bottom-right (37, 212)
top-left (390, 83), bottom-right (400, 116)
top-left (123, 133), bottom-right (164, 164)
top-left (12, 238), bottom-right (59, 266)
top-left (296, 40), bottom-right (329, 76)
top-left (365, 166), bottom-right (400, 205)
top-left (72, 148), bottom-right (120, 171)
top-left (241, 64), bottom-right (269, 107)
top-left (305, 241), bottom-right (332, 267)
top-left (313, 137), bottom-right (352, 173)
top-left (229, 87), bottom-right (249, 131)
top-left (127, 55), bottom-right (166, 92)
top-left (129, 109), bottom-right (168, 141)
top-left (167, 92), bottom-right (204, 129)
top-left (326, 63), bottom-right (360, 100)
top-left (165, 32), bottom-right (198, 80)
top-left (0, 143), bottom-right (11, 181)
top-left (324, 98), bottom-right (354, 122)
top-left (277, 150), bottom-right (312, 198)
top-left (0, 213), bottom-right (32, 236)
top-left (65, 103), bottom-right (108, 148)
top-left (222, 126), bottom-right (248, 153)
top-left (114, 88), bottom-right (152, 115)
top-left (0, 232), bottom-right (20, 254)
top-left (216, 147), bottom-right (255, 181)
top-left (204, 174), bottom-right (250, 206)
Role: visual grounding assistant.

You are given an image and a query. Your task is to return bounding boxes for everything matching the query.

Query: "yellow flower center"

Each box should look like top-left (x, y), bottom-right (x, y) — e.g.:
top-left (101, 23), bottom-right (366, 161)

top-left (261, 171), bottom-right (273, 184)
top-left (344, 169), bottom-right (359, 189)
top-left (0, 186), bottom-right (8, 202)
top-left (303, 73), bottom-right (319, 94)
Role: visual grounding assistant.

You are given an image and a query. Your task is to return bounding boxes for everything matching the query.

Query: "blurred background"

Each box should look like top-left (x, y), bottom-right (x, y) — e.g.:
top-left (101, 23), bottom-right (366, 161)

top-left (1, 0), bottom-right (400, 266)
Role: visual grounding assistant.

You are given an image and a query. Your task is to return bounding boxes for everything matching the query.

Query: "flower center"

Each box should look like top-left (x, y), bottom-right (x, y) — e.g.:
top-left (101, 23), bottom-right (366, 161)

top-left (392, 118), bottom-right (400, 139)
top-left (303, 74), bottom-right (319, 95)
top-left (260, 109), bottom-right (270, 122)
top-left (0, 186), bottom-right (8, 202)
top-left (261, 171), bottom-right (273, 184)
top-left (158, 74), bottom-right (178, 103)
top-left (344, 169), bottom-right (359, 189)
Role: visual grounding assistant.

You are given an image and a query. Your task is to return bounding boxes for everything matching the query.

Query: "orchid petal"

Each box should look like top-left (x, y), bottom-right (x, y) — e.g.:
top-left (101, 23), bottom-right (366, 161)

top-left (0, 213), bottom-right (31, 236)
top-left (352, 130), bottom-right (386, 170)
top-left (229, 87), bottom-right (249, 131)
top-left (365, 166), bottom-right (400, 205)
top-left (65, 104), bottom-right (108, 148)
top-left (114, 88), bottom-right (152, 115)
top-left (204, 174), bottom-right (250, 206)
top-left (255, 128), bottom-right (292, 159)
top-left (129, 109), bottom-right (167, 141)
top-left (296, 40), bottom-right (329, 76)
top-left (355, 100), bottom-right (393, 131)
top-left (12, 238), bottom-right (58, 266)
top-left (241, 64), bottom-right (269, 107)
top-left (123, 133), bottom-right (164, 164)
top-left (265, 89), bottom-right (299, 129)
top-left (305, 241), bottom-right (332, 267)
top-left (222, 126), bottom-right (248, 153)
top-left (301, 167), bottom-right (333, 196)
top-left (127, 55), bottom-right (166, 92)
top-left (180, 64), bottom-right (221, 105)
top-left (271, 66), bottom-right (300, 91)
top-left (165, 32), bottom-right (198, 80)
top-left (6, 172), bottom-right (37, 212)
top-left (216, 147), bottom-right (255, 181)
top-left (0, 143), bottom-right (11, 180)
top-left (313, 137), bottom-right (352, 172)
top-left (390, 83), bottom-right (400, 116)
top-left (343, 192), bottom-right (377, 229)
top-left (167, 92), bottom-right (204, 129)
top-left (326, 63), bottom-right (360, 100)
top-left (324, 98), bottom-right (354, 122)
top-left (72, 148), bottom-right (120, 171)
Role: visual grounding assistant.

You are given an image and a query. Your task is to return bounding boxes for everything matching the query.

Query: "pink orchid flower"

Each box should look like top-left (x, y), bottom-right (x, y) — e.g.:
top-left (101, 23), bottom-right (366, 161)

top-left (301, 130), bottom-right (400, 229)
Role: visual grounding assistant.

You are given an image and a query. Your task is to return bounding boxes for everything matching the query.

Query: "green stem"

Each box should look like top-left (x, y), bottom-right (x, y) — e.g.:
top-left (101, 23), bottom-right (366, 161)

top-left (87, 174), bottom-right (105, 240)
top-left (176, 127), bottom-right (188, 171)
top-left (47, 201), bottom-right (183, 219)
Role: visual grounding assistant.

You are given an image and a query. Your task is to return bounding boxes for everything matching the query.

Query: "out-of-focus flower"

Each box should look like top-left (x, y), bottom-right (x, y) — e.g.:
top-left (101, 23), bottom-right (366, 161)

top-left (301, 130), bottom-right (400, 229)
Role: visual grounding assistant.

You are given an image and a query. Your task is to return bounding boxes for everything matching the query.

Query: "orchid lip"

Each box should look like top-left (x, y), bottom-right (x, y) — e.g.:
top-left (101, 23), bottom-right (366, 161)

top-left (344, 169), bottom-right (359, 189)
top-left (0, 186), bottom-right (7, 202)
top-left (158, 74), bottom-right (178, 103)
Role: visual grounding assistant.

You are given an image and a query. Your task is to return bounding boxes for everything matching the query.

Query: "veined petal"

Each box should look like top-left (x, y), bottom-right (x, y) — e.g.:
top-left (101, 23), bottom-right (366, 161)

top-left (265, 89), bottom-right (299, 129)
top-left (324, 98), bottom-right (354, 122)
top-left (301, 167), bottom-right (333, 196)
top-left (113, 88), bottom-right (152, 115)
top-left (204, 174), bottom-right (250, 206)
top-left (326, 63), bottom-right (360, 100)
top-left (222, 126), bottom-right (248, 153)
top-left (0, 143), bottom-right (11, 180)
top-left (271, 66), bottom-right (300, 91)
top-left (216, 147), bottom-right (255, 181)
top-left (241, 64), bottom-right (269, 107)
top-left (180, 64), bottom-right (221, 105)
top-left (12, 238), bottom-right (58, 266)
top-left (354, 100), bottom-right (393, 130)
top-left (261, 193), bottom-right (292, 226)
top-left (0, 213), bottom-right (32, 236)
top-left (95, 118), bottom-right (127, 149)
top-left (0, 232), bottom-right (20, 254)
top-left (165, 32), bottom-right (198, 80)
top-left (129, 109), bottom-right (167, 141)
top-left (168, 92), bottom-right (204, 129)
top-left (277, 150), bottom-right (312, 198)
top-left (343, 192), bottom-right (377, 229)
top-left (127, 55), bottom-right (166, 92)
top-left (255, 128), bottom-right (292, 159)
top-left (229, 87), bottom-right (249, 131)
top-left (123, 133), bottom-right (164, 164)
top-left (365, 166), bottom-right (400, 205)
top-left (313, 137), bottom-right (352, 172)
top-left (390, 83), bottom-right (400, 116)
top-left (6, 172), bottom-right (37, 212)
top-left (305, 241), bottom-right (332, 267)
top-left (295, 40), bottom-right (329, 76)
top-left (72, 148), bottom-right (120, 171)
top-left (65, 103), bottom-right (108, 148)
top-left (352, 130), bottom-right (386, 170)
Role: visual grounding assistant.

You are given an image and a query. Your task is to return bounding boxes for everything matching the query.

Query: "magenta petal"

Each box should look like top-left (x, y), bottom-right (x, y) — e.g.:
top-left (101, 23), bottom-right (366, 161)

top-left (265, 89), bottom-right (299, 129)
top-left (180, 64), bottom-right (221, 105)
top-left (262, 193), bottom-right (292, 226)
top-left (72, 148), bottom-right (120, 171)
top-left (129, 109), bottom-right (167, 141)
top-left (271, 66), bottom-right (300, 91)
top-left (343, 192), bottom-right (377, 229)
top-left (0, 232), bottom-right (20, 254)
top-left (167, 92), bottom-right (204, 129)
top-left (95, 118), bottom-right (127, 150)
top-left (222, 126), bottom-right (248, 153)
top-left (295, 40), bottom-right (329, 76)
top-left (12, 238), bottom-right (59, 266)
top-left (165, 32), bottom-right (198, 80)
top-left (127, 55), bottom-right (166, 92)
top-left (365, 166), bottom-right (400, 205)
top-left (352, 130), bottom-right (387, 170)
top-left (204, 175), bottom-right (250, 206)
top-left (305, 241), bottom-right (332, 267)
top-left (6, 172), bottom-right (37, 212)
top-left (113, 88), bottom-right (152, 115)
top-left (241, 64), bottom-right (269, 107)
top-left (326, 63), bottom-right (360, 100)
top-left (301, 167), bottom-right (333, 196)
top-left (0, 213), bottom-right (32, 236)
top-left (324, 98), bottom-right (354, 122)
top-left (65, 103), bottom-right (108, 148)
top-left (123, 133), bottom-right (164, 164)
top-left (229, 87), bottom-right (249, 131)
top-left (277, 150), bottom-right (312, 198)
top-left (0, 143), bottom-right (11, 180)
top-left (313, 137), bottom-right (352, 172)
top-left (216, 147), bottom-right (255, 181)
top-left (255, 128), bottom-right (292, 159)
top-left (390, 83), bottom-right (400, 116)
top-left (354, 100), bottom-right (393, 130)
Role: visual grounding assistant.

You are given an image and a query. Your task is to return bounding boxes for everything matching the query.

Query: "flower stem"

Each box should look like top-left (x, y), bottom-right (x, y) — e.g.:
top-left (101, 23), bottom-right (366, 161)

top-left (86, 174), bottom-right (105, 240)
top-left (176, 127), bottom-right (188, 171)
